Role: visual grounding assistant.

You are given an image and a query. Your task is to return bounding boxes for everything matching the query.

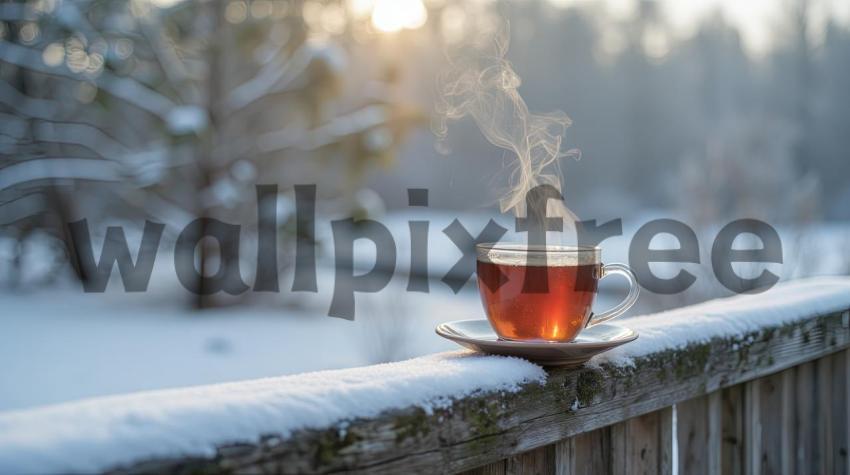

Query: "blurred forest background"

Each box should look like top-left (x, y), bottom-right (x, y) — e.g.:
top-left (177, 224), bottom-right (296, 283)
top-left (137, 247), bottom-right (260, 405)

top-left (1, 0), bottom-right (850, 408)
top-left (2, 0), bottom-right (849, 292)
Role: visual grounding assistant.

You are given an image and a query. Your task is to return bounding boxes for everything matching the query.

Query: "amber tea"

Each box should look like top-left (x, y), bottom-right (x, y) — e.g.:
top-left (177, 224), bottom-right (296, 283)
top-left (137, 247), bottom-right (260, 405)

top-left (476, 244), bottom-right (638, 342)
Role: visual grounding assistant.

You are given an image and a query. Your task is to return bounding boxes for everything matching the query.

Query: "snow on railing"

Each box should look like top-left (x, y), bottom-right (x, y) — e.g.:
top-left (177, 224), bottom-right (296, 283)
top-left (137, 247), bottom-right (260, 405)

top-left (1, 277), bottom-right (849, 474)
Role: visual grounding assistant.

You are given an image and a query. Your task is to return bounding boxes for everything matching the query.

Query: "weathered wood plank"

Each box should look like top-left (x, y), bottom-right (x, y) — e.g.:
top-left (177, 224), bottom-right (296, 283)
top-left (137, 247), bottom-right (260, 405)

top-left (459, 460), bottom-right (506, 475)
top-left (825, 349), bottom-right (848, 475)
top-left (755, 371), bottom-right (786, 474)
top-left (570, 427), bottom-right (611, 475)
top-left (744, 379), bottom-right (761, 475)
top-left (742, 368), bottom-right (796, 475)
top-left (720, 385), bottom-right (745, 475)
top-left (612, 408), bottom-right (672, 475)
top-left (553, 437), bottom-right (574, 475)
top-left (659, 407), bottom-right (674, 475)
top-left (707, 391), bottom-right (722, 474)
top-left (677, 395), bottom-right (709, 475)
top-left (818, 355), bottom-right (834, 474)
top-left (677, 393), bottom-right (728, 474)
top-left (506, 445), bottom-right (553, 475)
top-left (109, 309), bottom-right (850, 474)
top-left (817, 348), bottom-right (850, 475)
top-left (834, 346), bottom-right (850, 474)
top-left (780, 369), bottom-right (796, 475)
top-left (839, 349), bottom-right (850, 475)
top-left (795, 361), bottom-right (817, 474)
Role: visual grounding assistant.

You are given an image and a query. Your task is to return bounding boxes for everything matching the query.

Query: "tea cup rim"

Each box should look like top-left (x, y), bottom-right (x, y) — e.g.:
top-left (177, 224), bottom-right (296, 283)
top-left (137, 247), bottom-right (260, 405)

top-left (475, 242), bottom-right (601, 253)
top-left (475, 242), bottom-right (602, 266)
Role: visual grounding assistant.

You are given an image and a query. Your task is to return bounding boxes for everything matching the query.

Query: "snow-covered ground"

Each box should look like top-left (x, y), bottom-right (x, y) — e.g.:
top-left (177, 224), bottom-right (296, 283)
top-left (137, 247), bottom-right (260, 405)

top-left (1, 276), bottom-right (849, 474)
top-left (0, 269), bottom-right (483, 411)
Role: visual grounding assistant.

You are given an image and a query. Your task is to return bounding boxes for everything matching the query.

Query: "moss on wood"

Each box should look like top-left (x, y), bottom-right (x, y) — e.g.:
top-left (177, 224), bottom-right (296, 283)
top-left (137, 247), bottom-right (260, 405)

top-left (575, 369), bottom-right (604, 406)
top-left (393, 409), bottom-right (432, 444)
top-left (314, 425), bottom-right (363, 466)
top-left (466, 398), bottom-right (501, 436)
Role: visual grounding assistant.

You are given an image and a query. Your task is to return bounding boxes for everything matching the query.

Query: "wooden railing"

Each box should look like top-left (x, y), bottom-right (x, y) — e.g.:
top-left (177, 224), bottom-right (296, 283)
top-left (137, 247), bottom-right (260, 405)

top-left (110, 306), bottom-right (850, 474)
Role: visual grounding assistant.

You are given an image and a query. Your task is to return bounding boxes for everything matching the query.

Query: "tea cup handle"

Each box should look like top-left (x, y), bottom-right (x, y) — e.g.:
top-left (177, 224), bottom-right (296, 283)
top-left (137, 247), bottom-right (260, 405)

top-left (586, 263), bottom-right (640, 328)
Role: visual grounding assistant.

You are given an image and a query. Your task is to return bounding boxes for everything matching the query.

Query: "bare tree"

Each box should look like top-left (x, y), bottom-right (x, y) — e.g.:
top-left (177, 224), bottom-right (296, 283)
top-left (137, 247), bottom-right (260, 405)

top-left (0, 0), bottom-right (421, 305)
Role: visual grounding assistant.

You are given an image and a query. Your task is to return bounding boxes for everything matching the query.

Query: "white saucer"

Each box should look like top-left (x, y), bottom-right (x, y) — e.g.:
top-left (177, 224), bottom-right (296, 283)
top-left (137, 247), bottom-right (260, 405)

top-left (435, 319), bottom-right (638, 367)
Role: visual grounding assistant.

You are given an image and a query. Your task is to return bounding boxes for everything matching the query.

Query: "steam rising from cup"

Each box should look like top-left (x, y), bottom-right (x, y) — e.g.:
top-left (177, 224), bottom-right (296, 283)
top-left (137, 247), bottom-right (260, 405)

top-left (433, 24), bottom-right (581, 233)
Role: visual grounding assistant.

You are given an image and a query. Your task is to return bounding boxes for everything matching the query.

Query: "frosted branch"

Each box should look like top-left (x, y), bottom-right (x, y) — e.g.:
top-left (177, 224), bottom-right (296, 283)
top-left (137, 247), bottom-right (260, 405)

top-left (0, 158), bottom-right (120, 190)
top-left (139, 18), bottom-right (199, 104)
top-left (0, 41), bottom-right (176, 120)
top-left (255, 105), bottom-right (387, 155)
top-left (225, 43), bottom-right (312, 113)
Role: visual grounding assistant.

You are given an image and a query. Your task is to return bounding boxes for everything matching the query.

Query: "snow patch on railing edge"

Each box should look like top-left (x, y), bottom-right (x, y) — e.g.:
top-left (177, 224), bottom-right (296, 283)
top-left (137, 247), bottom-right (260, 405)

top-left (596, 276), bottom-right (850, 367)
top-left (0, 351), bottom-right (545, 474)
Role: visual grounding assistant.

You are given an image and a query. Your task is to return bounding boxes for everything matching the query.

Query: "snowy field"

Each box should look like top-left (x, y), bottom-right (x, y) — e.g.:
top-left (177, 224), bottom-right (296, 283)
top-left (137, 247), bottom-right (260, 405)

top-left (0, 269), bottom-right (483, 411)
